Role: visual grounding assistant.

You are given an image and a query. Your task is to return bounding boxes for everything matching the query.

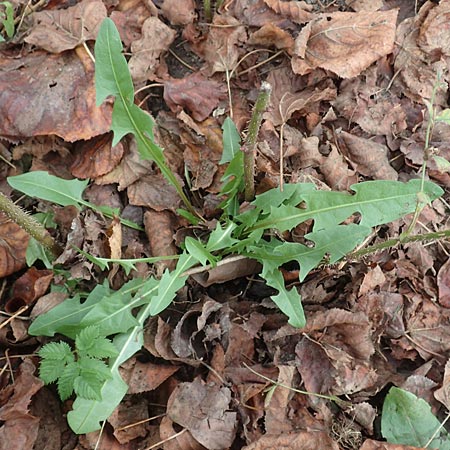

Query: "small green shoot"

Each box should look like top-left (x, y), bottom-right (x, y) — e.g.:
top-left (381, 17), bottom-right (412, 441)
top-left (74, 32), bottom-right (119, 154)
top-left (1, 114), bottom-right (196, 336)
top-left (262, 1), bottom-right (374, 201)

top-left (39, 326), bottom-right (118, 401)
top-left (0, 1), bottom-right (14, 42)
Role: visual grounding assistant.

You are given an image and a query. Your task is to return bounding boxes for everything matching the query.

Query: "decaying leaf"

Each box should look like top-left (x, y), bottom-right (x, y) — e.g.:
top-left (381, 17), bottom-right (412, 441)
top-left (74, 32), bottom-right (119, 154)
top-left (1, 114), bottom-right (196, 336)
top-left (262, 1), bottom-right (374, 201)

top-left (0, 52), bottom-right (111, 141)
top-left (161, 0), bottom-right (196, 25)
top-left (24, 0), bottom-right (107, 53)
top-left (129, 16), bottom-right (177, 82)
top-left (167, 377), bottom-right (237, 450)
top-left (263, 0), bottom-right (314, 24)
top-left (0, 212), bottom-right (29, 278)
top-left (292, 9), bottom-right (398, 78)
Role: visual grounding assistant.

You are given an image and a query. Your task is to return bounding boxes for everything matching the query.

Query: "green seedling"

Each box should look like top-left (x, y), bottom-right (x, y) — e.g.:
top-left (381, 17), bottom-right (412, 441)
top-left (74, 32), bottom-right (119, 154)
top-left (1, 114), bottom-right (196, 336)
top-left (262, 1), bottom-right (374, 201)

top-left (0, 1), bottom-right (14, 42)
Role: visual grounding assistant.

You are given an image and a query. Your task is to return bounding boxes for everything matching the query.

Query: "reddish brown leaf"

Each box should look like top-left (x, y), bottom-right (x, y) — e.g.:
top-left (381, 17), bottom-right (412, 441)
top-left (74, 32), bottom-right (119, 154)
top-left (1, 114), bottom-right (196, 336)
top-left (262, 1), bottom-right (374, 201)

top-left (24, 0), bottom-right (106, 53)
top-left (0, 212), bottom-right (29, 278)
top-left (71, 135), bottom-right (124, 179)
top-left (438, 258), bottom-right (450, 308)
top-left (167, 377), bottom-right (237, 450)
top-left (120, 359), bottom-right (178, 395)
top-left (159, 415), bottom-right (206, 450)
top-left (0, 52), bottom-right (111, 142)
top-left (292, 9), bottom-right (398, 78)
top-left (360, 440), bottom-right (427, 450)
top-left (164, 73), bottom-right (226, 122)
top-left (5, 267), bottom-right (53, 313)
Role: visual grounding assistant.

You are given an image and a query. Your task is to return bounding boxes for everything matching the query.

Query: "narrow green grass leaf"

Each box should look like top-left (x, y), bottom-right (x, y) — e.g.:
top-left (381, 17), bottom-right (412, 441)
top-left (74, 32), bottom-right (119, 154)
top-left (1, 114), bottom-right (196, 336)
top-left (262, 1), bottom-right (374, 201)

top-left (382, 387), bottom-right (450, 449)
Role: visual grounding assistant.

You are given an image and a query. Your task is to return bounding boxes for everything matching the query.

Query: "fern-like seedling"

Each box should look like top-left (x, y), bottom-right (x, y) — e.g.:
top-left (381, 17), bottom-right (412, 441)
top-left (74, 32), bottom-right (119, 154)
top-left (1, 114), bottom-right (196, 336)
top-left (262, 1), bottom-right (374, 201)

top-left (38, 326), bottom-right (118, 402)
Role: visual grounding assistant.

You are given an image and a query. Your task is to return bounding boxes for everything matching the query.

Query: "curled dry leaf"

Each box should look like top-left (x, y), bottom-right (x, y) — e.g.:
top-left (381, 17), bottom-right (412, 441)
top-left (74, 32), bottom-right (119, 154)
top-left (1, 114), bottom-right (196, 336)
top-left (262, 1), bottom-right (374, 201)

top-left (346, 0), bottom-right (383, 12)
top-left (164, 72), bottom-right (227, 122)
top-left (248, 23), bottom-right (295, 53)
top-left (336, 130), bottom-right (398, 180)
top-left (263, 0), bottom-right (314, 24)
top-left (320, 144), bottom-right (357, 191)
top-left (265, 68), bottom-right (336, 127)
top-left (167, 377), bottom-right (237, 450)
top-left (434, 359), bottom-right (450, 411)
top-left (360, 440), bottom-right (428, 450)
top-left (5, 267), bottom-right (53, 313)
top-left (0, 212), bottom-right (29, 278)
top-left (292, 9), bottom-right (398, 78)
top-left (129, 16), bottom-right (177, 82)
top-left (0, 52), bottom-right (111, 142)
top-left (159, 415), bottom-right (206, 450)
top-left (24, 0), bottom-right (107, 53)
top-left (418, 0), bottom-right (450, 56)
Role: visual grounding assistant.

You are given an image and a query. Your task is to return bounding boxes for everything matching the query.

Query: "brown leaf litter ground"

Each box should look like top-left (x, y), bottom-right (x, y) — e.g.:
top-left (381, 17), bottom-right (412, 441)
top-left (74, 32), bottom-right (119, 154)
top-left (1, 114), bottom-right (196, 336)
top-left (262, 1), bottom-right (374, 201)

top-left (1, 0), bottom-right (450, 449)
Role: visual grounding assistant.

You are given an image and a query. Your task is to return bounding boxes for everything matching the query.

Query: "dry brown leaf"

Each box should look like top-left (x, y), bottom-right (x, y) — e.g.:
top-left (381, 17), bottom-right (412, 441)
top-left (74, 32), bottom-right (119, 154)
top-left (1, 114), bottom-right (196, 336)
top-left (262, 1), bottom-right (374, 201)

top-left (242, 431), bottom-right (340, 450)
top-left (161, 0), bottom-right (196, 25)
top-left (264, 366), bottom-right (296, 434)
top-left (320, 144), bottom-right (357, 190)
top-left (336, 130), bottom-right (398, 180)
top-left (346, 0), bottom-right (383, 12)
top-left (127, 174), bottom-right (182, 212)
top-left (144, 209), bottom-right (177, 274)
top-left (418, 0), bottom-right (450, 56)
top-left (24, 0), bottom-right (106, 53)
top-left (71, 135), bottom-right (124, 179)
top-left (0, 52), bottom-right (111, 141)
top-left (248, 23), bottom-right (295, 52)
top-left (0, 359), bottom-right (43, 450)
top-left (393, 4), bottom-right (449, 105)
top-left (167, 377), bottom-right (237, 450)
top-left (332, 74), bottom-right (408, 136)
top-left (5, 267), bottom-right (53, 313)
top-left (292, 9), bottom-right (398, 78)
top-left (120, 359), bottom-right (178, 395)
top-left (360, 440), bottom-right (427, 450)
top-left (129, 16), bottom-right (176, 82)
top-left (434, 359), bottom-right (450, 410)
top-left (265, 68), bottom-right (336, 126)
top-left (159, 415), bottom-right (206, 450)
top-left (96, 138), bottom-right (153, 190)
top-left (437, 258), bottom-right (450, 308)
top-left (296, 309), bottom-right (377, 395)
top-left (164, 73), bottom-right (226, 122)
top-left (197, 14), bottom-right (247, 74)
top-left (108, 397), bottom-right (149, 444)
top-left (263, 0), bottom-right (314, 24)
top-left (0, 212), bottom-right (29, 278)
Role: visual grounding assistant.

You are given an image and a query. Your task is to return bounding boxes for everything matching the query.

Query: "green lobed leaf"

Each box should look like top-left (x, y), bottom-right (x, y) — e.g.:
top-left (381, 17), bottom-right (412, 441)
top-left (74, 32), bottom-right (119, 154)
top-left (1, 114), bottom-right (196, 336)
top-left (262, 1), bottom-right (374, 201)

top-left (8, 171), bottom-right (89, 209)
top-left (85, 337), bottom-right (119, 359)
top-left (75, 325), bottom-right (100, 355)
top-left (244, 179), bottom-right (443, 233)
top-left (185, 237), bottom-right (217, 266)
top-left (220, 150), bottom-right (244, 215)
top-left (39, 358), bottom-right (68, 384)
top-left (220, 117), bottom-right (241, 164)
top-left (206, 221), bottom-right (239, 252)
top-left (149, 252), bottom-right (197, 316)
top-left (74, 376), bottom-right (103, 401)
top-left (260, 267), bottom-right (305, 328)
top-left (246, 224), bottom-right (371, 282)
top-left (382, 387), bottom-right (450, 449)
top-left (29, 282), bottom-right (111, 339)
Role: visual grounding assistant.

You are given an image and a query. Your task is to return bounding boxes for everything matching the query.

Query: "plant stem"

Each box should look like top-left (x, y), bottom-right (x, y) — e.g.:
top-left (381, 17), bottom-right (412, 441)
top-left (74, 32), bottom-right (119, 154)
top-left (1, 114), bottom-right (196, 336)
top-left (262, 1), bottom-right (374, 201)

top-left (243, 81), bottom-right (271, 202)
top-left (0, 191), bottom-right (62, 256)
top-left (347, 228), bottom-right (450, 259)
top-left (203, 0), bottom-right (212, 21)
